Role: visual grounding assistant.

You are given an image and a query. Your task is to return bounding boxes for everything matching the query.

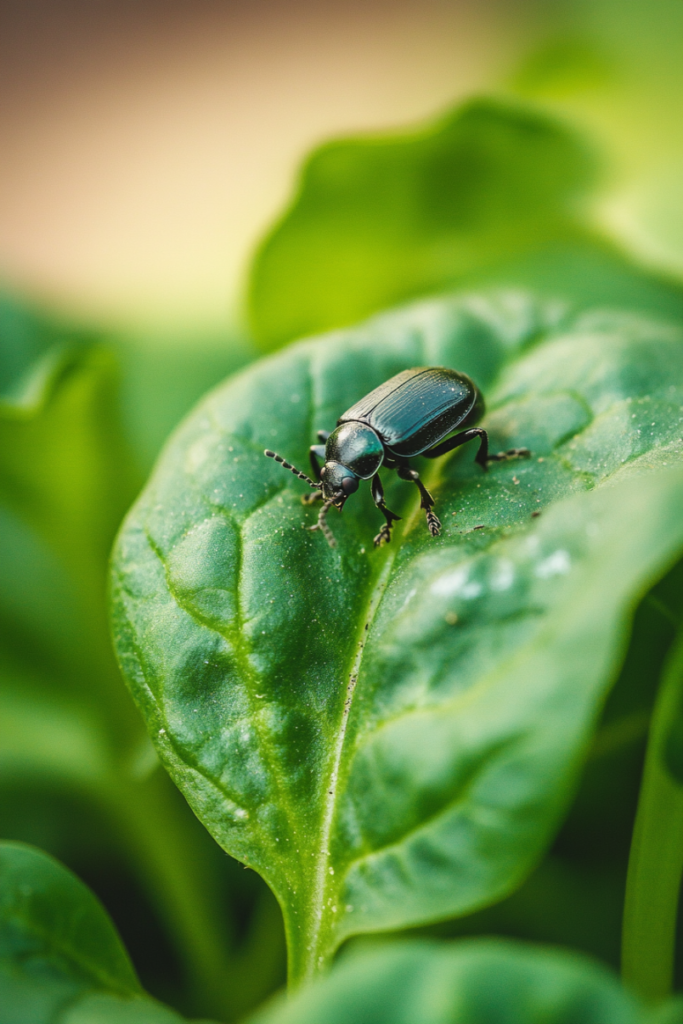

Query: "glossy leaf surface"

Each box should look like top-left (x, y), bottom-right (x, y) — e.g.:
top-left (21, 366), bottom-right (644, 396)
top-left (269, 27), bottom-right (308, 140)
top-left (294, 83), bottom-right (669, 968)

top-left (248, 939), bottom-right (666, 1024)
top-left (111, 290), bottom-right (683, 981)
top-left (0, 842), bottom-right (207, 1024)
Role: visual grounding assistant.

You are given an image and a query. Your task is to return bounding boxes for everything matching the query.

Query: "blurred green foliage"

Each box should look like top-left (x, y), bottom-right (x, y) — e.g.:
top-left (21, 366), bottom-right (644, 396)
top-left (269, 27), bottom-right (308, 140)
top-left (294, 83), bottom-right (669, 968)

top-left (7, 841), bottom-right (682, 1024)
top-left (248, 98), bottom-right (599, 349)
top-left (0, 293), bottom-right (281, 1021)
top-left (247, 939), bottom-right (677, 1024)
top-left (509, 0), bottom-right (683, 283)
top-left (0, 842), bottom-right (144, 1021)
top-left (4, 0), bottom-right (683, 1015)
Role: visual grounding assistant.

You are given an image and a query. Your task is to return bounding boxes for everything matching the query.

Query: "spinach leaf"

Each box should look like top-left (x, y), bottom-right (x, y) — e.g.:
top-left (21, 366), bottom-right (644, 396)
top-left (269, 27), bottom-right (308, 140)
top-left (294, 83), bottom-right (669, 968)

top-left (0, 841), bottom-right (137, 1019)
top-left (248, 97), bottom-right (600, 350)
top-left (247, 938), bottom-right (671, 1024)
top-left (59, 995), bottom-right (204, 1024)
top-left (111, 290), bottom-right (683, 981)
top-left (0, 344), bottom-right (138, 593)
top-left (0, 842), bottom-right (209, 1024)
top-left (0, 341), bottom-right (148, 797)
top-left (0, 290), bottom-right (92, 396)
top-left (249, 95), bottom-right (683, 356)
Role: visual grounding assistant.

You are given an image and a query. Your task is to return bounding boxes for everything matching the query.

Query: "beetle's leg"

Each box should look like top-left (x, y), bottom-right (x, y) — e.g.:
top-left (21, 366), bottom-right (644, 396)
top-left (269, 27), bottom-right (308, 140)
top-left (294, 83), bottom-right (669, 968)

top-left (316, 430), bottom-right (330, 443)
top-left (302, 490), bottom-right (323, 505)
top-left (486, 447), bottom-right (531, 463)
top-left (397, 465), bottom-right (441, 537)
top-left (371, 474), bottom-right (402, 547)
top-left (423, 427), bottom-right (490, 466)
top-left (423, 428), bottom-right (530, 472)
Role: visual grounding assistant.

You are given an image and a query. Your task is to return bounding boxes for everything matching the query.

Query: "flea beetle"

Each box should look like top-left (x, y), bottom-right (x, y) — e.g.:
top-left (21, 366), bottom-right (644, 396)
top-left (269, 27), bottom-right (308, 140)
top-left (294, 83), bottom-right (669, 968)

top-left (265, 367), bottom-right (529, 547)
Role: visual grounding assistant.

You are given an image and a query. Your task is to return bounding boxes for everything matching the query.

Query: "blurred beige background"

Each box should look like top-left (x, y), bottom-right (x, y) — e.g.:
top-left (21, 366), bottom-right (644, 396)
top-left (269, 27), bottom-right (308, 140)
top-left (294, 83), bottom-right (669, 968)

top-left (0, 0), bottom-right (529, 336)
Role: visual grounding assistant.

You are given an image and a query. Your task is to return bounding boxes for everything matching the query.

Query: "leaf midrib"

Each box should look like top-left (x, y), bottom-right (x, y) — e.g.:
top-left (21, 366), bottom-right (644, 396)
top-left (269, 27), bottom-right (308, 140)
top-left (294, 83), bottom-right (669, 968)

top-left (305, 552), bottom-right (395, 975)
top-left (305, 432), bottom-right (458, 972)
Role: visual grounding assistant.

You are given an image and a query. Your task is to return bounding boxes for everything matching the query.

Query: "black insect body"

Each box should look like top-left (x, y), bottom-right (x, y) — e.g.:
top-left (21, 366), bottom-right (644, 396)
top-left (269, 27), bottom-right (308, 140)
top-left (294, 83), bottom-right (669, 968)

top-left (265, 367), bottom-right (529, 547)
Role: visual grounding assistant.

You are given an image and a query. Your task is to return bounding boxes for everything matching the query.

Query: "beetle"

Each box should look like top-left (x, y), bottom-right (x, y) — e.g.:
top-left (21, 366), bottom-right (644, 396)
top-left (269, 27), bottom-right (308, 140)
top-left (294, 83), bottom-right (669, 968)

top-left (264, 366), bottom-right (529, 547)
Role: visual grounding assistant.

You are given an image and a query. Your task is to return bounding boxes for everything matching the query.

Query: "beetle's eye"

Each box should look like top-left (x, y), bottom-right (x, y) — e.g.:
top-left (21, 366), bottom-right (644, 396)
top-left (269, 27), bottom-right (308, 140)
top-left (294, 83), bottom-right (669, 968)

top-left (341, 475), bottom-right (359, 495)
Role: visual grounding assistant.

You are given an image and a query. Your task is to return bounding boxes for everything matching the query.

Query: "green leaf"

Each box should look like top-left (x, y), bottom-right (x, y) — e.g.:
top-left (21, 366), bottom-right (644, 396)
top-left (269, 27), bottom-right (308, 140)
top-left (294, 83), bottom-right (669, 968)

top-left (58, 993), bottom-right (206, 1024)
top-left (0, 842), bottom-right (212, 1024)
top-left (0, 296), bottom-right (253, 1020)
top-left (0, 343), bottom-right (150, 782)
top-left (0, 841), bottom-right (139, 1020)
top-left (111, 289), bottom-right (683, 982)
top-left (0, 290), bottom-right (91, 397)
top-left (247, 938), bottom-right (658, 1024)
top-left (0, 344), bottom-right (138, 593)
top-left (248, 97), bottom-right (599, 350)
top-left (622, 630), bottom-right (683, 1000)
top-left (0, 504), bottom-right (94, 688)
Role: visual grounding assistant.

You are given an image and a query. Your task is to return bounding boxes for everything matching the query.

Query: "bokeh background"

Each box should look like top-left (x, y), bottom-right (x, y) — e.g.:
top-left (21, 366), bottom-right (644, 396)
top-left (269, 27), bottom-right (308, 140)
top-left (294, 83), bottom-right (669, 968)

top-left (2, 0), bottom-right (683, 458)
top-left (2, 0), bottom-right (683, 1020)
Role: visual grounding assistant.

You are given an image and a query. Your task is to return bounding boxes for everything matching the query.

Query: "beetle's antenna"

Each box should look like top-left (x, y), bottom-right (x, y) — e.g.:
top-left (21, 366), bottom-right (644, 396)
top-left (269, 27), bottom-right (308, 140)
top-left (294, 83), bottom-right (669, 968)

top-left (308, 493), bottom-right (339, 548)
top-left (264, 449), bottom-right (321, 490)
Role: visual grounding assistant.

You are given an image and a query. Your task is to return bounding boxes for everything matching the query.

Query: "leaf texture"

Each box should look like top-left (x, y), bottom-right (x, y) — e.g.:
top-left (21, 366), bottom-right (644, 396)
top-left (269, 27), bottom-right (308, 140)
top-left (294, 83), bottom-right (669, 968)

top-left (111, 290), bottom-right (683, 980)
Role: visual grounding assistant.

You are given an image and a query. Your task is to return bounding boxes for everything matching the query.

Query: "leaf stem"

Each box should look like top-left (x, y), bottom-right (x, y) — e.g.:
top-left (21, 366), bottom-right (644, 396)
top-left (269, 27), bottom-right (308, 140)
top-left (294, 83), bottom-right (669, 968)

top-left (622, 627), bottom-right (683, 1000)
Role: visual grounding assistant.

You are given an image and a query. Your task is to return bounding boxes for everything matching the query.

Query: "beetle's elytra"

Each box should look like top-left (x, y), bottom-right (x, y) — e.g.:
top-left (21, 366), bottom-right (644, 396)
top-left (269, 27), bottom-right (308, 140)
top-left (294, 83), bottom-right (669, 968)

top-left (265, 367), bottom-right (529, 547)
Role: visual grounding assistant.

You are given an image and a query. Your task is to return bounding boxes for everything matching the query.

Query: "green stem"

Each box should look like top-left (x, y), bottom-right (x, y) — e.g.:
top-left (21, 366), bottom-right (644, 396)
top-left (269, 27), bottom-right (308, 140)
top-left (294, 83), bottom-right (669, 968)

top-left (622, 628), bottom-right (683, 1001)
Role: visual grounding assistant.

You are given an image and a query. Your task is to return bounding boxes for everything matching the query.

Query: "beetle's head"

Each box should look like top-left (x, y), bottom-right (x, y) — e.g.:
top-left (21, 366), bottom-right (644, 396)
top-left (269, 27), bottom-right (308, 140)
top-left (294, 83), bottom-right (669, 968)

top-left (320, 461), bottom-right (359, 508)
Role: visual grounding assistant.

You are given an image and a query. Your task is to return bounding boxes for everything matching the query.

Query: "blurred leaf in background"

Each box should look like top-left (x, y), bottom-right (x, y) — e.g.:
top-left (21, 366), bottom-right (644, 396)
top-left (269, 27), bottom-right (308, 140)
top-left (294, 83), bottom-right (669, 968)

top-left (0, 343), bottom-right (137, 592)
top-left (248, 98), bottom-right (599, 349)
top-left (7, 840), bottom-right (677, 1024)
top-left (0, 290), bottom-right (282, 1020)
top-left (247, 938), bottom-right (677, 1024)
top-left (111, 331), bottom-right (257, 474)
top-left (0, 841), bottom-right (208, 1024)
top-left (509, 0), bottom-right (683, 284)
top-left (247, 95), bottom-right (683, 354)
